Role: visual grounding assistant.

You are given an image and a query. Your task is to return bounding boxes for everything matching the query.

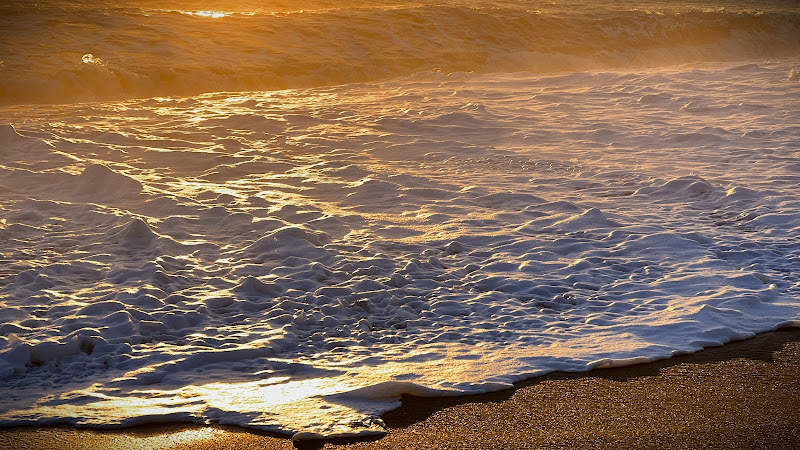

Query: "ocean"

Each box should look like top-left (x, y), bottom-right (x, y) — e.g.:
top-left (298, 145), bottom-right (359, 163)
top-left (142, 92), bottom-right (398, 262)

top-left (1, 0), bottom-right (799, 439)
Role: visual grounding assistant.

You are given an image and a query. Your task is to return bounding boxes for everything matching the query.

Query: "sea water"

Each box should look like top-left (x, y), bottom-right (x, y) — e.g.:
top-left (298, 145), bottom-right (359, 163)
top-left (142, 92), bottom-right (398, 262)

top-left (1, 0), bottom-right (799, 439)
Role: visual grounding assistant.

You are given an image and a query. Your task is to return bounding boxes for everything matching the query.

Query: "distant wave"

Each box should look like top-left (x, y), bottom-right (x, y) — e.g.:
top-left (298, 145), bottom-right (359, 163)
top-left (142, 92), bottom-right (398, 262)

top-left (1, 1), bottom-right (799, 105)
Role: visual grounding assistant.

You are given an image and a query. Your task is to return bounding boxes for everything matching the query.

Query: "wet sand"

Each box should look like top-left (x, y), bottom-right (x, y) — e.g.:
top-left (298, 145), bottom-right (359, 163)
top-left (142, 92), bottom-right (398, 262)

top-left (2, 328), bottom-right (799, 450)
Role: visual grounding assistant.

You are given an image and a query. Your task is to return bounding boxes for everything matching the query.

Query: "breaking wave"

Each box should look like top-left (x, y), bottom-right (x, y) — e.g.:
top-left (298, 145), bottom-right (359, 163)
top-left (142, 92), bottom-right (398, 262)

top-left (1, 0), bottom-right (799, 105)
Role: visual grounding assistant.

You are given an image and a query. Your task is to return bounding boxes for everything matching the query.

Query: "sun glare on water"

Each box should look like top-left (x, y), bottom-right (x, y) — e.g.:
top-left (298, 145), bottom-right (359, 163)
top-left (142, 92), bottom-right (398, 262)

top-left (178, 10), bottom-right (229, 18)
top-left (1, 0), bottom-right (800, 442)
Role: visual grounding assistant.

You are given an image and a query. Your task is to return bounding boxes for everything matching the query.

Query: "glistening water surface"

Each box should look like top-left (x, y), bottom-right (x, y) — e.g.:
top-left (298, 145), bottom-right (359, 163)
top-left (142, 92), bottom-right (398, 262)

top-left (1, 0), bottom-right (799, 440)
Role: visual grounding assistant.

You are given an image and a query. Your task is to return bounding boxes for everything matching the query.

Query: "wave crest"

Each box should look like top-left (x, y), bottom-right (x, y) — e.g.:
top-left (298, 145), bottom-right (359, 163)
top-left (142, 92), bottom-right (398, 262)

top-left (1, 3), bottom-right (799, 104)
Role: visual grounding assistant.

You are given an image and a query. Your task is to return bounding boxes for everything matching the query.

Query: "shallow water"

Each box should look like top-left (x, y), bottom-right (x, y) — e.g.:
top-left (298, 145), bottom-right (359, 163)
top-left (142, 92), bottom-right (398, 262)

top-left (1, 0), bottom-right (799, 440)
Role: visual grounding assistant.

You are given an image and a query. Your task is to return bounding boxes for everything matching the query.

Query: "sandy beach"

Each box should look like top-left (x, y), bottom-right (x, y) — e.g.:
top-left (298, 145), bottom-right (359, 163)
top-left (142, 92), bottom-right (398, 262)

top-left (2, 327), bottom-right (798, 449)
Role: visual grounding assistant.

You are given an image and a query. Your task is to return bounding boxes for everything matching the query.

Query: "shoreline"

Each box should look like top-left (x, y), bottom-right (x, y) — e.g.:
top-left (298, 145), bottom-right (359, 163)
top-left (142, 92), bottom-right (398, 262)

top-left (2, 328), bottom-right (799, 449)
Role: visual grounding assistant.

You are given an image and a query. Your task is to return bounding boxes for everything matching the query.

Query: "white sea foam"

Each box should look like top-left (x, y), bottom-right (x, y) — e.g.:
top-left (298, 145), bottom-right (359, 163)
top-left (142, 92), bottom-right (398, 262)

top-left (1, 4), bottom-right (800, 439)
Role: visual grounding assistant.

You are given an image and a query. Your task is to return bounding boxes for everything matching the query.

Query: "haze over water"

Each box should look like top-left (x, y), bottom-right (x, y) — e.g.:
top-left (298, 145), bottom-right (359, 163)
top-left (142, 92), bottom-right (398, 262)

top-left (2, 0), bottom-right (799, 104)
top-left (1, 0), bottom-right (799, 439)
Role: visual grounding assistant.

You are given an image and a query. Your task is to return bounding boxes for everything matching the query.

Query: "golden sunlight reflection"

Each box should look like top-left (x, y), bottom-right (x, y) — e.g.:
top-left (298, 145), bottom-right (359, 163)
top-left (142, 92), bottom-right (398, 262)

top-left (183, 377), bottom-right (343, 409)
top-left (178, 10), bottom-right (230, 18)
top-left (151, 427), bottom-right (226, 445)
top-left (1, 0), bottom-right (799, 444)
top-left (35, 427), bottom-right (228, 450)
top-left (24, 377), bottom-right (357, 426)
